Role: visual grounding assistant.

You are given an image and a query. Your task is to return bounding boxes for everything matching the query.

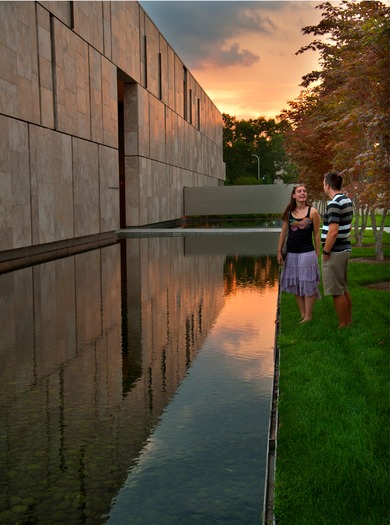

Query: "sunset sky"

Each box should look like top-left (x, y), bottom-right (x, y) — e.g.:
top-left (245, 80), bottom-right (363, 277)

top-left (140, 1), bottom-right (324, 120)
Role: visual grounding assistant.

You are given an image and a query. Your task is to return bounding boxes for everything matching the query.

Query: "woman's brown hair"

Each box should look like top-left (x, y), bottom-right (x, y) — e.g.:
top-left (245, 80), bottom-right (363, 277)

top-left (281, 183), bottom-right (311, 221)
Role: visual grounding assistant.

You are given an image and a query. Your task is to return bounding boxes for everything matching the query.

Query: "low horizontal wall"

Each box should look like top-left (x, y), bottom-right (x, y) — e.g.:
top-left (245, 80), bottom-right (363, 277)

top-left (184, 184), bottom-right (293, 216)
top-left (184, 231), bottom-right (280, 256)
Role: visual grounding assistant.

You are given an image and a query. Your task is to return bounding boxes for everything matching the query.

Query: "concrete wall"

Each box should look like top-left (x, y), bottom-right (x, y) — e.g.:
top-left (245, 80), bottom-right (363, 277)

top-left (0, 1), bottom-right (225, 255)
top-left (184, 184), bottom-right (294, 216)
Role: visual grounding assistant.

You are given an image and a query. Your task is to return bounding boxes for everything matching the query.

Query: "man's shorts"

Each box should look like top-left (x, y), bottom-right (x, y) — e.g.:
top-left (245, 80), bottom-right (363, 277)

top-left (322, 251), bottom-right (351, 296)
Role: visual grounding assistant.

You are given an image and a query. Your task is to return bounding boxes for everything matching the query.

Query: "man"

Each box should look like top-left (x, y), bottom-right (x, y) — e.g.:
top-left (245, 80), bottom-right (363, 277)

top-left (321, 171), bottom-right (354, 327)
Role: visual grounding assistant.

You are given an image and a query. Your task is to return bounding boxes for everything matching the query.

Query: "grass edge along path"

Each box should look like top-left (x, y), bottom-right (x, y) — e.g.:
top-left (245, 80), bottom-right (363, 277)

top-left (273, 256), bottom-right (390, 525)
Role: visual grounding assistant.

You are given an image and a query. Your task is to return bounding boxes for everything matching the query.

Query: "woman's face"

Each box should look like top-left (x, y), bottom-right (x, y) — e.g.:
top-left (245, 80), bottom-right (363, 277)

top-left (293, 185), bottom-right (307, 203)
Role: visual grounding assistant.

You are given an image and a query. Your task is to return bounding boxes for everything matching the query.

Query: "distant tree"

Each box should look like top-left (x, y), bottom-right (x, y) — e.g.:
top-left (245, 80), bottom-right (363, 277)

top-left (222, 114), bottom-right (297, 186)
top-left (280, 0), bottom-right (389, 259)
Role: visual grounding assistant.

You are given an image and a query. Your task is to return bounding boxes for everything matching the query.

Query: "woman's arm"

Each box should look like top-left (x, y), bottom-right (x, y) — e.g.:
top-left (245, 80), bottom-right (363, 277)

top-left (277, 220), bottom-right (288, 264)
top-left (311, 207), bottom-right (321, 257)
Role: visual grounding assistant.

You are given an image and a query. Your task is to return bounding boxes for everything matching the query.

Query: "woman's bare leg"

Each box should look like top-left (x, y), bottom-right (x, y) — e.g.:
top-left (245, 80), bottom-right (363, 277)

top-left (295, 296), bottom-right (305, 319)
top-left (302, 295), bottom-right (316, 321)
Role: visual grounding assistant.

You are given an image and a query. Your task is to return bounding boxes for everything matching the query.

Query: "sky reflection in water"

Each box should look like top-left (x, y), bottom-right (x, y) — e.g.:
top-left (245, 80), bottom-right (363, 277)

top-left (106, 285), bottom-right (277, 525)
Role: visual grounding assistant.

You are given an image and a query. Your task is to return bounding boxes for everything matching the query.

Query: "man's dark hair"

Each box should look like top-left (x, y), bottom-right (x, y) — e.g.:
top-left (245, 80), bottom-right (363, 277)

top-left (324, 171), bottom-right (343, 190)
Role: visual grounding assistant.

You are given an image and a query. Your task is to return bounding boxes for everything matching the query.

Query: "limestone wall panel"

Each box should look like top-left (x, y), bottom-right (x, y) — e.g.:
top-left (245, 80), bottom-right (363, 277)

top-left (73, 138), bottom-right (100, 237)
top-left (0, 116), bottom-right (31, 250)
top-left (149, 95), bottom-right (165, 162)
top-left (167, 46), bottom-right (175, 110)
top-left (144, 16), bottom-right (159, 99)
top-left (137, 86), bottom-right (150, 158)
top-left (53, 18), bottom-right (90, 140)
top-left (0, 2), bottom-right (40, 124)
top-left (125, 156), bottom-right (140, 226)
top-left (174, 55), bottom-right (184, 119)
top-left (99, 145), bottom-right (119, 232)
top-left (73, 1), bottom-right (104, 54)
top-left (110, 1), bottom-right (140, 83)
top-left (159, 36), bottom-right (169, 106)
top-left (102, 1), bottom-right (112, 59)
top-left (102, 56), bottom-right (118, 148)
top-left (29, 126), bottom-right (73, 245)
top-left (138, 157), bottom-right (152, 225)
top-left (164, 108), bottom-right (178, 167)
top-left (89, 47), bottom-right (103, 144)
top-left (37, 4), bottom-right (54, 129)
top-left (39, 1), bottom-right (72, 27)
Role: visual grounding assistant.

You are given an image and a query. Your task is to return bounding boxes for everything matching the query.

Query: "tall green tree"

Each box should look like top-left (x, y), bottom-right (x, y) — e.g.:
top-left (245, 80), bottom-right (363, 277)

top-left (223, 114), bottom-right (296, 186)
top-left (280, 0), bottom-right (389, 259)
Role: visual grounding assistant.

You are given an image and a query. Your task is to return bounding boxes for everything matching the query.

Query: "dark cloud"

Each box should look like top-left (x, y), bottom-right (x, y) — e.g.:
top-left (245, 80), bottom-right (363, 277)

top-left (207, 42), bottom-right (259, 68)
top-left (140, 1), bottom-right (276, 69)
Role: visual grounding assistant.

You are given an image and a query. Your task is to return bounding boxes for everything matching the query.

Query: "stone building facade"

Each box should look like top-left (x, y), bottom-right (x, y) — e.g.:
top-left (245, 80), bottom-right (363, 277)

top-left (0, 1), bottom-right (225, 257)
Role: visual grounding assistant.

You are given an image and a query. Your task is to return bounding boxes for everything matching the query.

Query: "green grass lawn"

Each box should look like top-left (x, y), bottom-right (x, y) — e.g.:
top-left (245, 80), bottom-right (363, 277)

top-left (274, 246), bottom-right (390, 525)
top-left (352, 213), bottom-right (390, 228)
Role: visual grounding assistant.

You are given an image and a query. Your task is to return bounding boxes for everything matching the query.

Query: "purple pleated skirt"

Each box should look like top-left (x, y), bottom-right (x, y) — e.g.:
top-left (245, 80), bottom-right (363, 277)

top-left (280, 251), bottom-right (321, 299)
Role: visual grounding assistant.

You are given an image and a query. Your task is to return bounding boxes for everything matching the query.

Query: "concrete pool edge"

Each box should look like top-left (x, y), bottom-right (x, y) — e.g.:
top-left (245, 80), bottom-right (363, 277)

top-left (117, 227), bottom-right (282, 237)
top-left (263, 271), bottom-right (282, 525)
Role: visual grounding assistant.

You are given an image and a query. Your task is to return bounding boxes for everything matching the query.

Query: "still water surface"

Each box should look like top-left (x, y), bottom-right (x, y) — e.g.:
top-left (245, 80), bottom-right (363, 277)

top-left (0, 234), bottom-right (279, 524)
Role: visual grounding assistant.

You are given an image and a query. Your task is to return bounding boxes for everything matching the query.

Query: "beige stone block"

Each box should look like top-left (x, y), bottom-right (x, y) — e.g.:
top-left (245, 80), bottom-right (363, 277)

top-left (99, 145), bottom-right (119, 232)
top-left (102, 2), bottom-right (112, 59)
top-left (39, 56), bottom-right (52, 90)
top-left (39, 2), bottom-right (72, 26)
top-left (149, 95), bottom-right (165, 162)
top-left (36, 4), bottom-right (50, 31)
top-left (110, 2), bottom-right (141, 82)
top-left (125, 156), bottom-right (140, 226)
top-left (0, 43), bottom-right (17, 85)
top-left (0, 116), bottom-right (31, 250)
top-left (29, 125), bottom-right (73, 245)
top-left (37, 7), bottom-right (54, 128)
top-left (137, 86), bottom-right (150, 157)
top-left (144, 17), bottom-right (159, 99)
top-left (167, 47), bottom-right (175, 110)
top-left (125, 131), bottom-right (138, 156)
top-left (73, 1), bottom-right (104, 54)
top-left (53, 19), bottom-right (90, 140)
top-left (159, 36), bottom-right (169, 105)
top-left (0, 3), bottom-right (16, 49)
top-left (0, 3), bottom-right (40, 123)
top-left (40, 87), bottom-right (55, 129)
top-left (73, 138), bottom-right (100, 237)
top-left (37, 20), bottom-right (51, 62)
top-left (102, 57), bottom-right (117, 148)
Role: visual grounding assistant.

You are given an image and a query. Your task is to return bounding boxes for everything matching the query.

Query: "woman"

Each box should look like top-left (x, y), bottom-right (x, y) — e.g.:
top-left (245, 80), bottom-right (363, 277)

top-left (277, 183), bottom-right (321, 322)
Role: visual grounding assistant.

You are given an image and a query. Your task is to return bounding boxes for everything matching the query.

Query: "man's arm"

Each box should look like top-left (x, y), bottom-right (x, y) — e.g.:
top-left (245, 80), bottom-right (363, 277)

top-left (323, 223), bottom-right (339, 254)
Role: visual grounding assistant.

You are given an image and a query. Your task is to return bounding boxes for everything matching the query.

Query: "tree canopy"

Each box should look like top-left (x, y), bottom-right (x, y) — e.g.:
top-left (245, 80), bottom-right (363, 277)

top-left (279, 0), bottom-right (389, 256)
top-left (222, 114), bottom-right (297, 185)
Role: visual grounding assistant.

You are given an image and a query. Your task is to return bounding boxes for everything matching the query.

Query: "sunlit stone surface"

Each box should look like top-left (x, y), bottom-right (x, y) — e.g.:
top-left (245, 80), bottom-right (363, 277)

top-left (0, 1), bottom-right (225, 254)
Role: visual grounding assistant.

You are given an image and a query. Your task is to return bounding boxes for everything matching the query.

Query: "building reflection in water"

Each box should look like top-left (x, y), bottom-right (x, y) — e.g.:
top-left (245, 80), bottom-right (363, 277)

top-left (0, 233), bottom-right (279, 524)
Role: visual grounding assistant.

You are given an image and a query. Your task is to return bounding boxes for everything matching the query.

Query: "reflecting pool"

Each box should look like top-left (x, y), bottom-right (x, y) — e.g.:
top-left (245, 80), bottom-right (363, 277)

top-left (0, 233), bottom-right (280, 524)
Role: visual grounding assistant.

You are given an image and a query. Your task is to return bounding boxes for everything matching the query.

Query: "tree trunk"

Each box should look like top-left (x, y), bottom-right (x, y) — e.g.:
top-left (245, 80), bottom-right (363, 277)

top-left (354, 206), bottom-right (362, 247)
top-left (370, 209), bottom-right (388, 262)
